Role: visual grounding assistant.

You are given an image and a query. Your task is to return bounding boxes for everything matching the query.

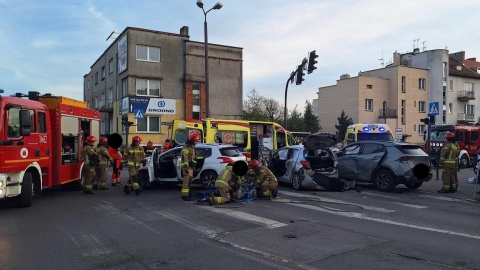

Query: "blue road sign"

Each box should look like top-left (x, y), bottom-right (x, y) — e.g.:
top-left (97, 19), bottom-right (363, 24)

top-left (134, 109), bottom-right (144, 119)
top-left (429, 102), bottom-right (439, 116)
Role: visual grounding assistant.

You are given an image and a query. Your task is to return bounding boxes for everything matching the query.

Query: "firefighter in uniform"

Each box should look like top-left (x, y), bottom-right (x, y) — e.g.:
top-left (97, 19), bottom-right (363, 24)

top-left (93, 137), bottom-right (113, 190)
top-left (438, 132), bottom-right (459, 193)
top-left (82, 136), bottom-right (99, 194)
top-left (208, 161), bottom-right (248, 205)
top-left (123, 136), bottom-right (146, 195)
top-left (248, 159), bottom-right (278, 199)
top-left (180, 133), bottom-right (201, 200)
top-left (109, 145), bottom-right (123, 186)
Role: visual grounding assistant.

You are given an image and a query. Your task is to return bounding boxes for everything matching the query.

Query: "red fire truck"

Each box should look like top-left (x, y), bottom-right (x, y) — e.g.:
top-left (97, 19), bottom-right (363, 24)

top-left (426, 124), bottom-right (479, 168)
top-left (0, 91), bottom-right (100, 207)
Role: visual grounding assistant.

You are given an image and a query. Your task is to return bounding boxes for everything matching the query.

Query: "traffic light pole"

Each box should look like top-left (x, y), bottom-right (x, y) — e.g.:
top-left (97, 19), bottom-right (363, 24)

top-left (284, 71), bottom-right (296, 129)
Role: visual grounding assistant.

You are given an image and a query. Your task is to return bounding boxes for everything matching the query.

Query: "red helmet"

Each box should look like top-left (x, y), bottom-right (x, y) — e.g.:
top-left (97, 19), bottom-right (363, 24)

top-left (132, 136), bottom-right (142, 143)
top-left (188, 133), bottom-right (201, 143)
top-left (445, 132), bottom-right (455, 140)
top-left (99, 137), bottom-right (108, 145)
top-left (86, 135), bottom-right (96, 144)
top-left (248, 159), bottom-right (260, 170)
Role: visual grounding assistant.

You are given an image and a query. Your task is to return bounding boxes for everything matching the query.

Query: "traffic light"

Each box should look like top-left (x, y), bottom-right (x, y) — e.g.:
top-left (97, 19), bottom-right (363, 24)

top-left (429, 115), bottom-right (436, 125)
top-left (295, 60), bottom-right (306, 85)
top-left (420, 117), bottom-right (430, 125)
top-left (121, 115), bottom-right (134, 127)
top-left (307, 50), bottom-right (318, 74)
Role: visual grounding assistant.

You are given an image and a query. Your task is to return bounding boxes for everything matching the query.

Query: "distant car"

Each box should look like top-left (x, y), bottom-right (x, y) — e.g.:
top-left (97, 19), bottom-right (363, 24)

top-left (336, 141), bottom-right (432, 192)
top-left (267, 133), bottom-right (339, 190)
top-left (138, 143), bottom-right (246, 189)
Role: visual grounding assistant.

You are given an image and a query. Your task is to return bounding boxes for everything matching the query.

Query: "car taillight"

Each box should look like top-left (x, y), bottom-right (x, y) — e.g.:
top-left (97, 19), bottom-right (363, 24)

top-left (397, 156), bottom-right (414, 163)
top-left (217, 157), bottom-right (234, 164)
top-left (300, 160), bottom-right (311, 169)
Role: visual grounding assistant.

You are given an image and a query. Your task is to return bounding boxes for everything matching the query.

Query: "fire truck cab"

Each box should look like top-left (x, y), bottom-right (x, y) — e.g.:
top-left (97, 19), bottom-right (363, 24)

top-left (427, 125), bottom-right (479, 168)
top-left (0, 91), bottom-right (100, 207)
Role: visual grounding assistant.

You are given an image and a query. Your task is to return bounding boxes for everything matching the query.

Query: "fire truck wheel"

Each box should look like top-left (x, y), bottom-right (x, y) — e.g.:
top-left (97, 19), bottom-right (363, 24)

top-left (459, 155), bottom-right (469, 169)
top-left (18, 172), bottom-right (33, 208)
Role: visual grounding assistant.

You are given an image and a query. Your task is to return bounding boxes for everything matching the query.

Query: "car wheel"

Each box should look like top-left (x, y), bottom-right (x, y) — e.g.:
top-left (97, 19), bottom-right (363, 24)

top-left (373, 169), bottom-right (395, 192)
top-left (136, 170), bottom-right (150, 190)
top-left (201, 171), bottom-right (218, 189)
top-left (18, 172), bottom-right (33, 207)
top-left (459, 155), bottom-right (469, 168)
top-left (405, 182), bottom-right (423, 189)
top-left (291, 172), bottom-right (303, 191)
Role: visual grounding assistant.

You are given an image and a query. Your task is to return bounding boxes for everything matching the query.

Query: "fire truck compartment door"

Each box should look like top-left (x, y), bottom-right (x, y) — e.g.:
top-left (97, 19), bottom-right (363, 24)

top-left (61, 116), bottom-right (78, 134)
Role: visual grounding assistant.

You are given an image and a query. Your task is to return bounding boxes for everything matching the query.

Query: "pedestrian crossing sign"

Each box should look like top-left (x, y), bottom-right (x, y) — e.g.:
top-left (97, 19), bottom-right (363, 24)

top-left (134, 109), bottom-right (144, 119)
top-left (429, 102), bottom-right (439, 116)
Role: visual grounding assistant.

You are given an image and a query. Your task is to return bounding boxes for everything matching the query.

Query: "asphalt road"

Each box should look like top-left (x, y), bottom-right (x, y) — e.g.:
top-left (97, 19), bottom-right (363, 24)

top-left (1, 167), bottom-right (480, 270)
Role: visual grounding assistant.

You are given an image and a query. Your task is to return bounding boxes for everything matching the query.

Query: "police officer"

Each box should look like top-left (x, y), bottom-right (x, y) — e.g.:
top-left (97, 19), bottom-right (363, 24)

top-left (82, 135), bottom-right (99, 194)
top-left (180, 133), bottom-right (200, 200)
top-left (123, 136), bottom-right (146, 195)
top-left (248, 159), bottom-right (278, 199)
top-left (439, 132), bottom-right (459, 193)
top-left (93, 137), bottom-right (113, 190)
top-left (208, 161), bottom-right (248, 205)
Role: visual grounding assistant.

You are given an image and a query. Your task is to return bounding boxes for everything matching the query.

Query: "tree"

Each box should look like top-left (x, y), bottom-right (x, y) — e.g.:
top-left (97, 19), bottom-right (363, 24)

top-left (243, 89), bottom-right (267, 121)
top-left (287, 105), bottom-right (304, 131)
top-left (303, 100), bottom-right (320, 133)
top-left (263, 98), bottom-right (283, 123)
top-left (335, 110), bottom-right (351, 142)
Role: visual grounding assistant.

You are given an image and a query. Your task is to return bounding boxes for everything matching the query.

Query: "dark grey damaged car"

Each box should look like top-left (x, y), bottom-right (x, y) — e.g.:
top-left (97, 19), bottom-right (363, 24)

top-left (336, 141), bottom-right (432, 192)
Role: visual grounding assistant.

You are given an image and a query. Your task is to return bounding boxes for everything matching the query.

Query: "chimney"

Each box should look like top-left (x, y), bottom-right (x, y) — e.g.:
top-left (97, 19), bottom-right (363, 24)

top-left (393, 52), bottom-right (401, 65)
top-left (413, 48), bottom-right (420, 54)
top-left (340, 74), bottom-right (350, 80)
top-left (180, 26), bottom-right (189, 36)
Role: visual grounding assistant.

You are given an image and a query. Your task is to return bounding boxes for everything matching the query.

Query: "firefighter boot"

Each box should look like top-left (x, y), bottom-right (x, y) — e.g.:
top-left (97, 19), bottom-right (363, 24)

top-left (207, 197), bottom-right (215, 206)
top-left (124, 185), bottom-right (131, 194)
top-left (135, 188), bottom-right (143, 195)
top-left (272, 189), bottom-right (278, 198)
top-left (84, 190), bottom-right (95, 195)
top-left (437, 189), bottom-right (450, 193)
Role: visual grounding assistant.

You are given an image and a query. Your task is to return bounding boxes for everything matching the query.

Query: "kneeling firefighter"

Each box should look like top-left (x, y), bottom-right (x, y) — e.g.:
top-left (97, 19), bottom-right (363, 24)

top-left (208, 161), bottom-right (248, 205)
top-left (249, 159), bottom-right (278, 199)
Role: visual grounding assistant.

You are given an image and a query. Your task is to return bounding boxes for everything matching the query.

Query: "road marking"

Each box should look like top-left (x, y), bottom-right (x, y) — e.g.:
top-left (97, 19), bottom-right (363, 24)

top-left (419, 195), bottom-right (465, 202)
top-left (390, 202), bottom-right (428, 209)
top-left (65, 232), bottom-right (114, 257)
top-left (202, 206), bottom-right (288, 229)
top-left (290, 203), bottom-right (480, 240)
top-left (280, 191), bottom-right (395, 213)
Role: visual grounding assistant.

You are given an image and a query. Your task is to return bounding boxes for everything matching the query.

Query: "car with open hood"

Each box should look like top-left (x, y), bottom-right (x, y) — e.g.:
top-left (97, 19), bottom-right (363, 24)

top-left (267, 133), bottom-right (341, 191)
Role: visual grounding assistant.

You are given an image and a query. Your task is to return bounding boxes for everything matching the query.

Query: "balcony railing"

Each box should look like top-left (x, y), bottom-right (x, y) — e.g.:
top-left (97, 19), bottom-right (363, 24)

top-left (457, 90), bottom-right (475, 100)
top-left (97, 99), bottom-right (113, 112)
top-left (457, 113), bottom-right (475, 122)
top-left (378, 109), bottom-right (397, 118)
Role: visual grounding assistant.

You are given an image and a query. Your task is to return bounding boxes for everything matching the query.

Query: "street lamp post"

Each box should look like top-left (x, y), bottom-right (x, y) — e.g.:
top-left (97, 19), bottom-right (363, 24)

top-left (197, 0), bottom-right (223, 118)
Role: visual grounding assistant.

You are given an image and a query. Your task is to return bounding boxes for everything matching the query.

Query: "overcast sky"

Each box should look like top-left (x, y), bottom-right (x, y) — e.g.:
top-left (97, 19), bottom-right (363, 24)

top-left (1, 0), bottom-right (479, 112)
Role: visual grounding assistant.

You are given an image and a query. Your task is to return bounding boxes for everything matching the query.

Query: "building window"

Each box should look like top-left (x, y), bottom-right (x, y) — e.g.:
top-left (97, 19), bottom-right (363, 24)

top-left (109, 58), bottom-right (114, 74)
top-left (418, 125), bottom-right (425, 136)
top-left (109, 118), bottom-right (113, 134)
top-left (122, 78), bottom-right (128, 97)
top-left (448, 103), bottom-right (452, 114)
top-left (136, 79), bottom-right (160, 96)
top-left (87, 79), bottom-right (90, 91)
top-left (443, 62), bottom-right (447, 81)
top-left (101, 66), bottom-right (106, 79)
top-left (365, 99), bottom-right (373, 111)
top-left (418, 78), bottom-right (426, 90)
top-left (449, 80), bottom-right (453, 92)
top-left (101, 120), bottom-right (106, 135)
top-left (466, 105), bottom-right (475, 115)
top-left (95, 72), bottom-right (98, 85)
top-left (418, 101), bottom-right (426, 112)
top-left (401, 76), bottom-right (406, 92)
top-left (136, 116), bottom-right (160, 132)
top-left (401, 100), bottom-right (405, 124)
top-left (464, 82), bottom-right (474, 92)
top-left (367, 84), bottom-right (373, 89)
top-left (136, 45), bottom-right (161, 62)
top-left (108, 87), bottom-right (113, 105)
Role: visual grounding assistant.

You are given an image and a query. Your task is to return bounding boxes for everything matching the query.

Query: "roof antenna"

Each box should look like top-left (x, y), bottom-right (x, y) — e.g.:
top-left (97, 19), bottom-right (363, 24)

top-left (422, 41), bottom-right (427, 52)
top-left (378, 51), bottom-right (384, 67)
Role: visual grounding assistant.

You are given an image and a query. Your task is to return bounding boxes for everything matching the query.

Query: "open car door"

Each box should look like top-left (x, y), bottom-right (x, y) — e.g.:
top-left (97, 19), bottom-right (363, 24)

top-left (147, 148), bottom-right (158, 181)
top-left (156, 148), bottom-right (182, 181)
top-left (269, 148), bottom-right (289, 177)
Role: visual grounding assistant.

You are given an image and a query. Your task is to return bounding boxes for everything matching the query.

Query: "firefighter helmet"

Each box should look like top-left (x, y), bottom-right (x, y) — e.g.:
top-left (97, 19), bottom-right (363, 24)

top-left (132, 136), bottom-right (142, 143)
top-left (248, 159), bottom-right (261, 170)
top-left (99, 137), bottom-right (108, 145)
top-left (86, 135), bottom-right (96, 144)
top-left (445, 132), bottom-right (455, 141)
top-left (188, 133), bottom-right (201, 143)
